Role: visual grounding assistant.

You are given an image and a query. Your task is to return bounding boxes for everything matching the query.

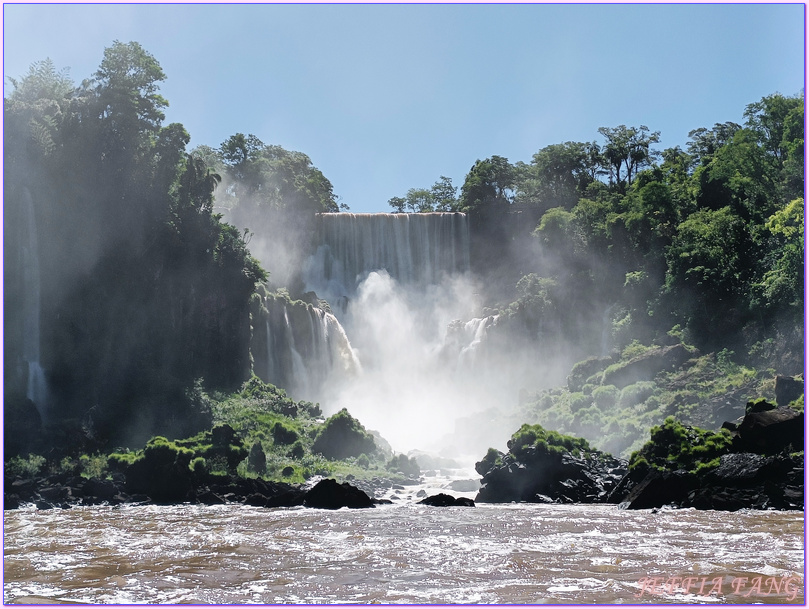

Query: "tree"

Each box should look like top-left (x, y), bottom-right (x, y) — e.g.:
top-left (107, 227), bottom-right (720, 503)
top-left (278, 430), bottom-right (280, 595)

top-left (405, 187), bottom-right (435, 213)
top-left (743, 91), bottom-right (804, 164)
top-left (693, 128), bottom-right (777, 223)
top-left (458, 155), bottom-right (514, 214)
top-left (664, 206), bottom-right (754, 343)
top-left (514, 141), bottom-right (593, 212)
top-left (597, 125), bottom-right (661, 189)
top-left (388, 196), bottom-right (407, 213)
top-left (687, 121), bottom-right (742, 167)
top-left (753, 197), bottom-right (804, 314)
top-left (92, 40), bottom-right (168, 147)
top-left (430, 175), bottom-right (458, 211)
top-left (4, 59), bottom-right (73, 161)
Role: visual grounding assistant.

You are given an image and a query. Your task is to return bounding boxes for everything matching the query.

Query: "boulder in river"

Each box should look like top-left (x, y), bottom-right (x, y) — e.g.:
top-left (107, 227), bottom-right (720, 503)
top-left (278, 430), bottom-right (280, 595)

top-left (418, 493), bottom-right (475, 507)
top-left (302, 478), bottom-right (375, 509)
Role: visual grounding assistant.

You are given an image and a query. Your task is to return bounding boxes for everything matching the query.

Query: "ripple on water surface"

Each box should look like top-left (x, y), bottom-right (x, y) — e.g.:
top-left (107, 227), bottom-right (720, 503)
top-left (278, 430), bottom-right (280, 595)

top-left (3, 503), bottom-right (804, 604)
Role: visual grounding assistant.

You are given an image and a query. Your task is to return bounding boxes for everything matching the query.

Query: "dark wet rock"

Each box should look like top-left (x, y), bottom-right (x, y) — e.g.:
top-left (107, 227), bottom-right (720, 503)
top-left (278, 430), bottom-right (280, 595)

top-left (302, 479), bottom-right (375, 509)
top-left (265, 489), bottom-right (306, 508)
top-left (82, 478), bottom-right (119, 501)
top-left (35, 499), bottom-right (54, 510)
top-left (196, 489), bottom-right (227, 505)
top-left (734, 407), bottom-right (803, 455)
top-left (618, 452), bottom-right (804, 511)
top-left (775, 375), bottom-right (804, 406)
top-left (38, 485), bottom-right (72, 504)
top-left (244, 493), bottom-right (270, 507)
top-left (619, 470), bottom-right (697, 510)
top-left (476, 447), bottom-right (627, 504)
top-left (746, 399), bottom-right (777, 414)
top-left (416, 489), bottom-right (427, 498)
top-left (418, 493), bottom-right (475, 507)
top-left (373, 498), bottom-right (393, 505)
top-left (3, 395), bottom-right (43, 457)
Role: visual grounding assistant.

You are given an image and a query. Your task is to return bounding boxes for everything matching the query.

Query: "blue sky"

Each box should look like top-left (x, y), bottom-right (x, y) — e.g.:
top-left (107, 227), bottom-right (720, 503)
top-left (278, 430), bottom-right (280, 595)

top-left (3, 3), bottom-right (805, 213)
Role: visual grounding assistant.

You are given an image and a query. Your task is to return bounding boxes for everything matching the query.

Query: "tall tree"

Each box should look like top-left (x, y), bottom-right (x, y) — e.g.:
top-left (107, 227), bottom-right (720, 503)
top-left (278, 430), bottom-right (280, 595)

top-left (430, 175), bottom-right (458, 211)
top-left (458, 155), bottom-right (514, 214)
top-left (597, 125), bottom-right (661, 189)
top-left (514, 141), bottom-right (594, 212)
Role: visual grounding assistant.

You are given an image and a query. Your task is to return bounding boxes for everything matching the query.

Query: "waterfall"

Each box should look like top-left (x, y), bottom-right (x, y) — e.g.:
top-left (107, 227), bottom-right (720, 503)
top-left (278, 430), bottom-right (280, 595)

top-left (304, 212), bottom-right (470, 300)
top-left (457, 315), bottom-right (499, 373)
top-left (257, 295), bottom-right (360, 402)
top-left (21, 188), bottom-right (48, 413)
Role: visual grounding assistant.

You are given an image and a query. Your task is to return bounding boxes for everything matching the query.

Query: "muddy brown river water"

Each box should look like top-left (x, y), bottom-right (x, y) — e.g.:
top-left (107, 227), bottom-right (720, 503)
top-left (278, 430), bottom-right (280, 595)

top-left (3, 499), bottom-right (804, 604)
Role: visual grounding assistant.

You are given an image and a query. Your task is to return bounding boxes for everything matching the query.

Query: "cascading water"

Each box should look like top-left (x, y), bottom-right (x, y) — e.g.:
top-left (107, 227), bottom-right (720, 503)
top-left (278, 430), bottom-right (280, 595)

top-left (257, 295), bottom-right (361, 402)
top-left (304, 212), bottom-right (470, 304)
top-left (21, 188), bottom-right (48, 414)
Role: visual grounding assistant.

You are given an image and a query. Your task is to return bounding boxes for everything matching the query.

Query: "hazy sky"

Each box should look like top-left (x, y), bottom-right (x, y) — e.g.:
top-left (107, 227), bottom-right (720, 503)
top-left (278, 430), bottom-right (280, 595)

top-left (3, 3), bottom-right (805, 213)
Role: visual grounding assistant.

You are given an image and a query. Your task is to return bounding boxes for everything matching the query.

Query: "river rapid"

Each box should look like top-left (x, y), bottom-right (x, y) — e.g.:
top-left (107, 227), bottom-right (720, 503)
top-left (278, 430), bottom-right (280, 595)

top-left (4, 491), bottom-right (804, 605)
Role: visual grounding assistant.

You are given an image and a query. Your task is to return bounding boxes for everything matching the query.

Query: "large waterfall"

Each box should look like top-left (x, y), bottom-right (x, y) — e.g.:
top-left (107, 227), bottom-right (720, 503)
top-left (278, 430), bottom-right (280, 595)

top-left (256, 211), bottom-right (522, 454)
top-left (304, 212), bottom-right (470, 301)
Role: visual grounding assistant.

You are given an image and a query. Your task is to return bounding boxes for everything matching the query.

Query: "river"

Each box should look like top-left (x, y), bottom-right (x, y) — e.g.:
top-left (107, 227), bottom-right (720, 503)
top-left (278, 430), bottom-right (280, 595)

top-left (4, 496), bottom-right (804, 604)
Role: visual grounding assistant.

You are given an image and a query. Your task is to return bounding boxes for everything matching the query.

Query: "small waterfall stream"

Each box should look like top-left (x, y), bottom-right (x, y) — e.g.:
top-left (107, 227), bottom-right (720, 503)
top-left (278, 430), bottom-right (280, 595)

top-left (21, 188), bottom-right (48, 414)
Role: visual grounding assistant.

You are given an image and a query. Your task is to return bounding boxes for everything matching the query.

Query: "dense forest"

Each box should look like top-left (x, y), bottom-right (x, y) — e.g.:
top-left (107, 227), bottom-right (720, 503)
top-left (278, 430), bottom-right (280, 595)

top-left (4, 42), bottom-right (804, 478)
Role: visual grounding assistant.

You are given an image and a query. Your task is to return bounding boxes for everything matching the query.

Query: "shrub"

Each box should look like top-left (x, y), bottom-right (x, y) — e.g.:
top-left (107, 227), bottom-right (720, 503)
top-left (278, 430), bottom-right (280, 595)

top-left (592, 385), bottom-right (620, 409)
top-left (272, 422), bottom-right (299, 445)
top-left (79, 453), bottom-right (108, 479)
top-left (190, 456), bottom-right (208, 475)
top-left (288, 441), bottom-right (305, 460)
top-left (618, 382), bottom-right (657, 408)
top-left (247, 441), bottom-right (267, 474)
top-left (4, 453), bottom-right (45, 478)
top-left (475, 447), bottom-right (504, 475)
top-left (507, 423), bottom-right (591, 460)
top-left (387, 454), bottom-right (420, 477)
top-left (628, 417), bottom-right (732, 474)
top-left (312, 408), bottom-right (376, 460)
top-left (356, 454), bottom-right (371, 469)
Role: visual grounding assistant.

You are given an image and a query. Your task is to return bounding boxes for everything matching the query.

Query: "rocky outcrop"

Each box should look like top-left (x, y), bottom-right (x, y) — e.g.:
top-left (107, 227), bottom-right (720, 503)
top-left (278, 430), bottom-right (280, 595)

top-left (775, 375), bottom-right (804, 406)
top-left (734, 406), bottom-right (804, 455)
top-left (302, 478), bottom-right (375, 509)
top-left (418, 493), bottom-right (475, 507)
top-left (475, 448), bottom-right (627, 504)
top-left (601, 344), bottom-right (693, 389)
top-left (3, 471), bottom-right (378, 511)
top-left (620, 452), bottom-right (804, 511)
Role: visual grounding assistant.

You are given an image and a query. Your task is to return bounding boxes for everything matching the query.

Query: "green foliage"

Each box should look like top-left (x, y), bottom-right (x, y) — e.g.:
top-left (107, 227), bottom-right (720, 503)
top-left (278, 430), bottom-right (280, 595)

top-left (247, 442), bottom-right (266, 474)
top-left (592, 385), bottom-right (620, 409)
top-left (79, 453), bottom-right (108, 479)
top-left (507, 423), bottom-right (592, 460)
top-left (386, 454), bottom-right (420, 477)
top-left (4, 454), bottom-right (46, 479)
top-left (475, 448), bottom-right (504, 476)
top-left (271, 422), bottom-right (299, 445)
top-left (628, 417), bottom-right (732, 474)
top-left (312, 408), bottom-right (377, 460)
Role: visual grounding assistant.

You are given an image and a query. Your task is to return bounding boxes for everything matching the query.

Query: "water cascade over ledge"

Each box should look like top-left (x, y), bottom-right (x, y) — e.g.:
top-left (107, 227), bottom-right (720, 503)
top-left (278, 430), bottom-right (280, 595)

top-left (252, 293), bottom-right (361, 402)
top-left (304, 212), bottom-right (470, 302)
